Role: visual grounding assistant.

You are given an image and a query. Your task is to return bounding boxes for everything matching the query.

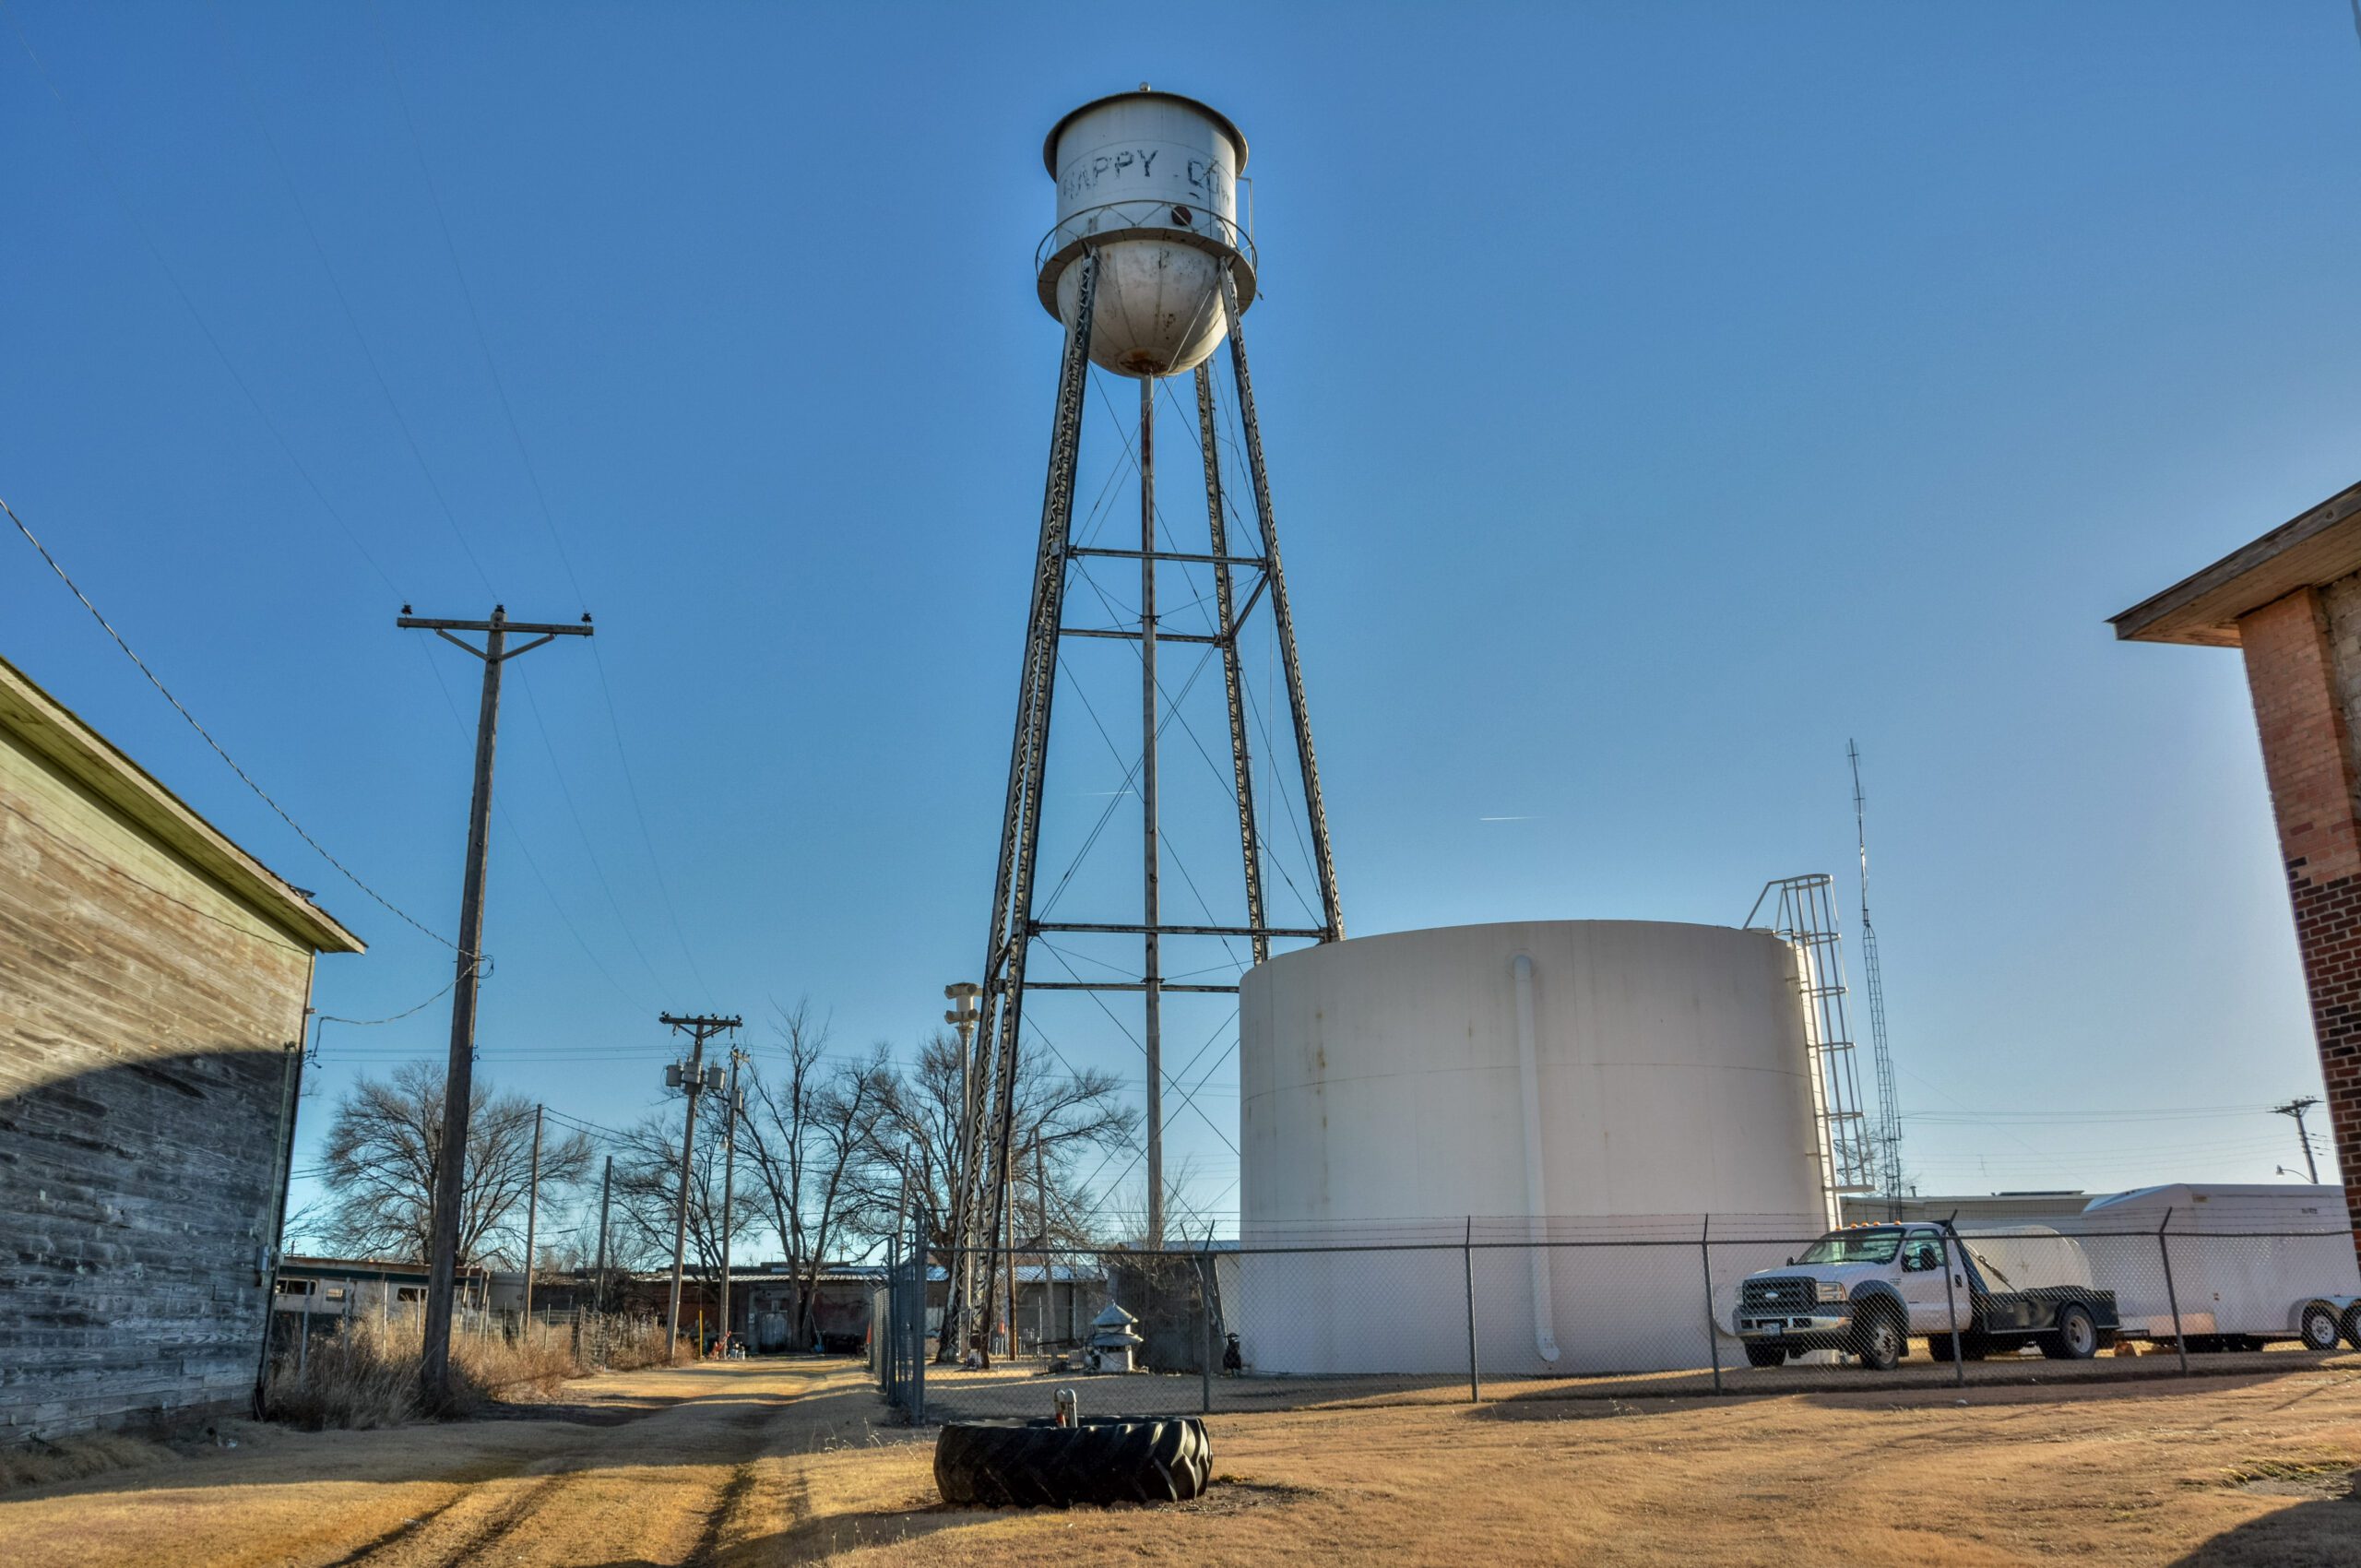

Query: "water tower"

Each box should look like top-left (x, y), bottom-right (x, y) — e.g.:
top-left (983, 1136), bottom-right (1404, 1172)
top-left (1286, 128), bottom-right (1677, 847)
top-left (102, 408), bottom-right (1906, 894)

top-left (948, 89), bottom-right (1342, 1349)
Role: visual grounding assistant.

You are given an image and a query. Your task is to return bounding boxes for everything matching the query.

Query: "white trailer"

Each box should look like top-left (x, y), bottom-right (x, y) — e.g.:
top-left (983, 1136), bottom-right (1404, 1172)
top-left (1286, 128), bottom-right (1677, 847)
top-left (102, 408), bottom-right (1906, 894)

top-left (2076, 1184), bottom-right (2361, 1350)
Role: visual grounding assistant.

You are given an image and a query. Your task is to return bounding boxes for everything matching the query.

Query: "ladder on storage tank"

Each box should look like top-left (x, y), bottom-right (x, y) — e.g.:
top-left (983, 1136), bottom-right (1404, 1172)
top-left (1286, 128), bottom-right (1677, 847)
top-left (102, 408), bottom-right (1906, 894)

top-left (1747, 873), bottom-right (1879, 1227)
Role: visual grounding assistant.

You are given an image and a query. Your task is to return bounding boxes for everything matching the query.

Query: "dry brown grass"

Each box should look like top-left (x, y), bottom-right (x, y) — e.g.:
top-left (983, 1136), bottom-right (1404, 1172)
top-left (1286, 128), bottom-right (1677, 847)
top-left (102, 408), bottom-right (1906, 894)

top-left (260, 1312), bottom-right (672, 1429)
top-left (0, 1432), bottom-right (172, 1493)
top-left (9, 1360), bottom-right (2361, 1565)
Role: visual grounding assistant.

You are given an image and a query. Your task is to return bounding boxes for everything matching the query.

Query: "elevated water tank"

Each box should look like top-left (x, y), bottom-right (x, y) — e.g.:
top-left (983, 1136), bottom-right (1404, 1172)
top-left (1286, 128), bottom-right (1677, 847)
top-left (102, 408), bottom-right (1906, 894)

top-left (1038, 89), bottom-right (1256, 378)
top-left (1236, 921), bottom-right (1833, 1375)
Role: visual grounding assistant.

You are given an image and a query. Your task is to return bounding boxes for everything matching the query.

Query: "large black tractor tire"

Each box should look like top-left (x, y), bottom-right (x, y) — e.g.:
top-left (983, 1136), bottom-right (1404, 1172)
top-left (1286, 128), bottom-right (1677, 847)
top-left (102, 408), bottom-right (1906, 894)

top-left (2039, 1303), bottom-right (2100, 1361)
top-left (1743, 1344), bottom-right (1787, 1368)
top-left (934, 1417), bottom-right (1213, 1508)
top-left (1853, 1305), bottom-right (1904, 1372)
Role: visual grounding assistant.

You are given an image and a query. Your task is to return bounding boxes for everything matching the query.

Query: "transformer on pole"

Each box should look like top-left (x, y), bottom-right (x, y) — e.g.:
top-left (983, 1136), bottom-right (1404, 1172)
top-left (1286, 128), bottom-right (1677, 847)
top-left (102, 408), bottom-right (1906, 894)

top-left (943, 89), bottom-right (1343, 1359)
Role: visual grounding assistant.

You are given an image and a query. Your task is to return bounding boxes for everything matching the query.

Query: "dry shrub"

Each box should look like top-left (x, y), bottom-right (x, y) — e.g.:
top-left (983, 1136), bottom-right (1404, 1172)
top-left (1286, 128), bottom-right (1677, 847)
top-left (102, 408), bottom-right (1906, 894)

top-left (0, 1431), bottom-right (172, 1491)
top-left (262, 1311), bottom-right (670, 1429)
top-left (263, 1317), bottom-right (421, 1430)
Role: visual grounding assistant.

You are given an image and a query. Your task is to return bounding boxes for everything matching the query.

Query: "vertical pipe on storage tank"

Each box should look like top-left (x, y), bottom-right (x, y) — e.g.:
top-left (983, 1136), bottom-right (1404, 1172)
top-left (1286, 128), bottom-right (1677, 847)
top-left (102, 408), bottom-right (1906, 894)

top-left (1513, 955), bottom-right (1562, 1363)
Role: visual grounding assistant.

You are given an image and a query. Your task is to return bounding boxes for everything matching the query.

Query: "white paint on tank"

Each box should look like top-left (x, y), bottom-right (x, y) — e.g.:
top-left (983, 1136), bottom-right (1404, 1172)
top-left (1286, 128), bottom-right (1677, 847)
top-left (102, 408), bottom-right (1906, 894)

top-left (1038, 89), bottom-right (1256, 379)
top-left (1512, 954), bottom-right (1561, 1364)
top-left (1236, 921), bottom-right (1833, 1376)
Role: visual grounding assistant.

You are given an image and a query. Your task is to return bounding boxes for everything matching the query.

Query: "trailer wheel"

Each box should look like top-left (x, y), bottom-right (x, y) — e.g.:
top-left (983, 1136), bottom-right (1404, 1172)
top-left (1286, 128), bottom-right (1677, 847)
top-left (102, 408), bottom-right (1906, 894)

top-left (2041, 1303), bottom-right (2099, 1361)
top-left (1744, 1344), bottom-right (1786, 1368)
top-left (2343, 1305), bottom-right (2361, 1351)
top-left (2301, 1303), bottom-right (2342, 1352)
top-left (1853, 1305), bottom-right (1903, 1372)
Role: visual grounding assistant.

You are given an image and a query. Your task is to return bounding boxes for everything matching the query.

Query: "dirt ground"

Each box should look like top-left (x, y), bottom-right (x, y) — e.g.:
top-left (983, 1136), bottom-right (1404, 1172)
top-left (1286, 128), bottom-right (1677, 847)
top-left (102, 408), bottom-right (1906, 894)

top-left (5, 1360), bottom-right (2360, 1566)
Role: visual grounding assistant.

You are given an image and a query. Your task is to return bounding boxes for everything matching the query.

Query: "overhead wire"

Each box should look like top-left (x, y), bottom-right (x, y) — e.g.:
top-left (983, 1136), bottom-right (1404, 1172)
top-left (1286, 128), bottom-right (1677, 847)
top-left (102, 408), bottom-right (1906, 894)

top-left (367, 3), bottom-right (710, 1006)
top-left (3, 497), bottom-right (457, 949)
top-left (1, 3), bottom-right (406, 596)
top-left (207, 0), bottom-right (496, 598)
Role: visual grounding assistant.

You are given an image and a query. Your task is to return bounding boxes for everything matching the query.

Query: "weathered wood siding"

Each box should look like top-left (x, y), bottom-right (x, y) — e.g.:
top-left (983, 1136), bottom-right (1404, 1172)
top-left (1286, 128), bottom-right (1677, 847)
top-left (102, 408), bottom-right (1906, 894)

top-left (0, 725), bottom-right (311, 1441)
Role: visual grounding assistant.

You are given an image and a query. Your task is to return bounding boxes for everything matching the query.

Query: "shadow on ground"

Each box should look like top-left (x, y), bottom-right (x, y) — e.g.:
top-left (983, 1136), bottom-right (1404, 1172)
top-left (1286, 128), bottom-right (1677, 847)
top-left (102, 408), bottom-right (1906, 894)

top-left (2172, 1469), bottom-right (2361, 1567)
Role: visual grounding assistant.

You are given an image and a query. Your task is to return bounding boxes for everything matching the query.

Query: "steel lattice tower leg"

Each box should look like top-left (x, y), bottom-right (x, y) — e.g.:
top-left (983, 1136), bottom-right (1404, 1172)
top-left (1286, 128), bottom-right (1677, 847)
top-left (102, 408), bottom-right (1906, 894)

top-left (946, 252), bottom-right (1098, 1362)
top-left (952, 255), bottom-right (1345, 1355)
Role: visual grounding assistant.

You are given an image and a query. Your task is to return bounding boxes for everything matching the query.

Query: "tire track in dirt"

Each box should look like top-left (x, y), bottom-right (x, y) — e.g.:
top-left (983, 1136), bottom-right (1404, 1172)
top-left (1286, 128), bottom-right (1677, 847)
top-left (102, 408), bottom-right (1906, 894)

top-left (327, 1371), bottom-right (799, 1568)
top-left (684, 1461), bottom-right (758, 1565)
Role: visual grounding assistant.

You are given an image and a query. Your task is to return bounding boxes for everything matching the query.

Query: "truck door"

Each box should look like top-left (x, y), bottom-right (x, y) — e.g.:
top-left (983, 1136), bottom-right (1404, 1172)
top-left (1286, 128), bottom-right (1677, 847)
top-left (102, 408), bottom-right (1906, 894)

top-left (1899, 1229), bottom-right (1962, 1336)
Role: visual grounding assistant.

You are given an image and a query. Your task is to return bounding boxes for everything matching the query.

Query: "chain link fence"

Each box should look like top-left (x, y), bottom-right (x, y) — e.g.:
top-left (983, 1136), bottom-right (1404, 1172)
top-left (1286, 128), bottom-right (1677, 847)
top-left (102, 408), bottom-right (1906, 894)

top-left (881, 1210), bottom-right (2361, 1426)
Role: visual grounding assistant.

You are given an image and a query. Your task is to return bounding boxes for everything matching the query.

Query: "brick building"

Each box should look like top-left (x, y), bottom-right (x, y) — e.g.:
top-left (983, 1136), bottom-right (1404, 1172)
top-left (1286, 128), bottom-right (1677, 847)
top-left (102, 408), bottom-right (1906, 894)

top-left (2114, 481), bottom-right (2361, 1228)
top-left (0, 655), bottom-right (363, 1441)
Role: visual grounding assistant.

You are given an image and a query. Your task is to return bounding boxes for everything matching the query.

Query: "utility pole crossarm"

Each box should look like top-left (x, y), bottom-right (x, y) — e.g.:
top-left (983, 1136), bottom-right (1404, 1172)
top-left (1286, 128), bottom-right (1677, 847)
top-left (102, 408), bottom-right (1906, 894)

top-left (660, 1012), bottom-right (744, 1031)
top-left (397, 615), bottom-right (595, 637)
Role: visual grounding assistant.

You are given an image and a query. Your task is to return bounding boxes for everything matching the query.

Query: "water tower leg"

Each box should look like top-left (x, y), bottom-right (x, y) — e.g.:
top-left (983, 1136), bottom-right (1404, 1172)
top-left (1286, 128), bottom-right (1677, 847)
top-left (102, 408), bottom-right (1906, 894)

top-left (957, 250), bottom-right (1100, 1362)
top-left (1219, 267), bottom-right (1344, 941)
top-left (1193, 363), bottom-right (1269, 964)
top-left (1140, 374), bottom-right (1164, 1252)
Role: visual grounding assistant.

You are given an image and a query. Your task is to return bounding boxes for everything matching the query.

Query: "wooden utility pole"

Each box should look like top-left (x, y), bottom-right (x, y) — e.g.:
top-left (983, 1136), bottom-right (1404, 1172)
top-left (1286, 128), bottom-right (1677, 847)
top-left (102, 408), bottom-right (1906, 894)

top-left (719, 1046), bottom-right (744, 1353)
top-left (593, 1155), bottom-right (613, 1313)
top-left (659, 1012), bottom-right (740, 1360)
top-left (400, 604), bottom-right (592, 1409)
top-left (523, 1103), bottom-right (543, 1323)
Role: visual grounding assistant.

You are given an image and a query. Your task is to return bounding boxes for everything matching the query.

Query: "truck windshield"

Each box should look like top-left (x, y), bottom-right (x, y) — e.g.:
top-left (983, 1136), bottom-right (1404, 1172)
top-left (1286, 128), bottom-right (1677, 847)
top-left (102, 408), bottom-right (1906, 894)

top-left (1796, 1230), bottom-right (1902, 1265)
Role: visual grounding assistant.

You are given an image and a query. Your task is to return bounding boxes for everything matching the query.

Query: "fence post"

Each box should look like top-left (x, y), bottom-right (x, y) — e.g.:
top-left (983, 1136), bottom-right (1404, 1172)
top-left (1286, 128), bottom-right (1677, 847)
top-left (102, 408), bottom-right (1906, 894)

top-left (910, 1207), bottom-right (926, 1426)
top-left (297, 1288), bottom-right (310, 1383)
top-left (1198, 1246), bottom-right (1213, 1416)
top-left (2158, 1206), bottom-right (2189, 1376)
top-left (1700, 1215), bottom-right (1722, 1394)
top-left (1464, 1216), bottom-right (1480, 1404)
top-left (1939, 1226), bottom-right (1964, 1390)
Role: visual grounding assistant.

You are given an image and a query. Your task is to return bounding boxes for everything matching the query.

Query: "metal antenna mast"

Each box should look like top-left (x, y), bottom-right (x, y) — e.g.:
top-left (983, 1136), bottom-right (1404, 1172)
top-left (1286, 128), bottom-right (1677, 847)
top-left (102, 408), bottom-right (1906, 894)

top-left (1850, 741), bottom-right (1905, 1210)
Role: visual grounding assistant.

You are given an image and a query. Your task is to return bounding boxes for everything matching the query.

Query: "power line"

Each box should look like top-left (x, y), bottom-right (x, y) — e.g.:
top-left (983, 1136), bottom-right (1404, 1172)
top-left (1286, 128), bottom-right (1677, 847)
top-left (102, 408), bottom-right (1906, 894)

top-left (3, 496), bottom-right (454, 948)
top-left (364, 0), bottom-right (578, 608)
top-left (3, 5), bottom-right (403, 595)
top-left (208, 0), bottom-right (494, 595)
top-left (365, 5), bottom-right (706, 1010)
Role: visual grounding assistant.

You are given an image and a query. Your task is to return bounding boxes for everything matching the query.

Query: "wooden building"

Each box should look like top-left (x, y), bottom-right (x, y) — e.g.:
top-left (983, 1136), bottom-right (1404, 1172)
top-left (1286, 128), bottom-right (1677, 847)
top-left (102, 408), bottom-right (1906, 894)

top-left (0, 655), bottom-right (363, 1441)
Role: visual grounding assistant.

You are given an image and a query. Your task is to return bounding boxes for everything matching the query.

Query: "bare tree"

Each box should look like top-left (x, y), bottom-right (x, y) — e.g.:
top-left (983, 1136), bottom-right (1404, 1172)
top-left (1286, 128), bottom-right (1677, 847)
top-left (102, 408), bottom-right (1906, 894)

top-left (608, 1098), bottom-right (764, 1304)
top-left (739, 1004), bottom-right (897, 1345)
top-left (318, 1062), bottom-right (591, 1268)
top-left (873, 1030), bottom-right (1142, 1264)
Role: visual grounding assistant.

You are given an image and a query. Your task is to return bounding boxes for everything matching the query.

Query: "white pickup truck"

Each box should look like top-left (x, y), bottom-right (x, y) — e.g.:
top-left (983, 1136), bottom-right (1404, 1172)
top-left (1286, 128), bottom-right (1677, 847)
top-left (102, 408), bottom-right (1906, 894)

top-left (1735, 1222), bottom-right (2119, 1371)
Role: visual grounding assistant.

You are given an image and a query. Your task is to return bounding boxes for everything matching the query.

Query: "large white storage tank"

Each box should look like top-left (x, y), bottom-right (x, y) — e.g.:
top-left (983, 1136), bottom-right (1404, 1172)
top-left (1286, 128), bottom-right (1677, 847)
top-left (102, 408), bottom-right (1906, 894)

top-left (1235, 921), bottom-right (1833, 1376)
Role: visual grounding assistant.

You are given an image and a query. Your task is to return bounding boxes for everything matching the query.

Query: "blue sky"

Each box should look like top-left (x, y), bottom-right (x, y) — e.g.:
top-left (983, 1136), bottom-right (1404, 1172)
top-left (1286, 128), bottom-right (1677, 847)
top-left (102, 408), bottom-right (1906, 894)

top-left (6, 2), bottom-right (2357, 1240)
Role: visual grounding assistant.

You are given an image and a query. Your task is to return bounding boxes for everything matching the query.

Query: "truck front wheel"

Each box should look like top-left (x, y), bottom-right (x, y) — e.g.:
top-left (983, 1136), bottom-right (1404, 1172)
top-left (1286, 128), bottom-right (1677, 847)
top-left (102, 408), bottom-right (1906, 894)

top-left (1744, 1344), bottom-right (1786, 1368)
top-left (2041, 1303), bottom-right (2099, 1360)
top-left (1853, 1307), bottom-right (1903, 1372)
